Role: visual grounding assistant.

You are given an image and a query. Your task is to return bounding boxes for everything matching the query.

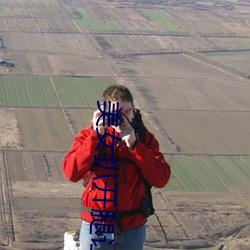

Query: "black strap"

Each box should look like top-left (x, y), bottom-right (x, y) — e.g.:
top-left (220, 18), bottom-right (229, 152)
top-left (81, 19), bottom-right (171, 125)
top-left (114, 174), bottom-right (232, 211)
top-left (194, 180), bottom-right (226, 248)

top-left (82, 205), bottom-right (141, 218)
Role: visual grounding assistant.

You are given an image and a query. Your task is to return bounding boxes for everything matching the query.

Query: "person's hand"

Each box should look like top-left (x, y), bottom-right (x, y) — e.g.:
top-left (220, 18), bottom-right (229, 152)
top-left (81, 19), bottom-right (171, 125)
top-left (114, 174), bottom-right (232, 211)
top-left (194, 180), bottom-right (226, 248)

top-left (114, 114), bottom-right (137, 149)
top-left (92, 107), bottom-right (107, 135)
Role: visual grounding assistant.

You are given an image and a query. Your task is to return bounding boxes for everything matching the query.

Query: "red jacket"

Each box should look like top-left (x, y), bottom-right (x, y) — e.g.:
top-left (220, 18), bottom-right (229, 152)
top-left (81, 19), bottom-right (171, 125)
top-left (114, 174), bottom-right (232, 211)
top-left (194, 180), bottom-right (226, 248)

top-left (62, 124), bottom-right (171, 230)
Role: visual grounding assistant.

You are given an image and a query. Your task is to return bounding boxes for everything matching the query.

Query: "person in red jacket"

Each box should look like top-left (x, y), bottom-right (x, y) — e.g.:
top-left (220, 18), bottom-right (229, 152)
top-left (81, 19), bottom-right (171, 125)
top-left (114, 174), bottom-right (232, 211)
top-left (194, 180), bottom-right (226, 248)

top-left (62, 85), bottom-right (171, 250)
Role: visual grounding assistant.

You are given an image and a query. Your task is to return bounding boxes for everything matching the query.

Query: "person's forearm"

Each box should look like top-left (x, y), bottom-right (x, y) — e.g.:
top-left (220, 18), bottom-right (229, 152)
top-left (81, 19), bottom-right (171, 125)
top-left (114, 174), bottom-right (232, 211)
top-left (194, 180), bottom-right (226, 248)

top-left (62, 129), bottom-right (100, 182)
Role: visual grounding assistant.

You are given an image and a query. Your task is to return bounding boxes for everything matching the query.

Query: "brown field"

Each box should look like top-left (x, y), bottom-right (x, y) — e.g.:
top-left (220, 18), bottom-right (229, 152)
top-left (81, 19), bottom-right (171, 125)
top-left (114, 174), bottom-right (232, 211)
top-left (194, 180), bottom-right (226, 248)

top-left (0, 108), bottom-right (21, 149)
top-left (93, 34), bottom-right (250, 56)
top-left (1, 0), bottom-right (250, 250)
top-left (2, 17), bottom-right (79, 33)
top-left (3, 32), bottom-right (112, 75)
top-left (85, 7), bottom-right (146, 20)
top-left (167, 8), bottom-right (250, 36)
top-left (113, 53), bottom-right (231, 78)
top-left (6, 151), bottom-right (65, 182)
top-left (16, 108), bottom-right (73, 151)
top-left (206, 37), bottom-right (250, 51)
top-left (116, 76), bottom-right (250, 111)
top-left (149, 110), bottom-right (250, 155)
top-left (206, 52), bottom-right (250, 73)
top-left (4, 32), bottom-right (100, 57)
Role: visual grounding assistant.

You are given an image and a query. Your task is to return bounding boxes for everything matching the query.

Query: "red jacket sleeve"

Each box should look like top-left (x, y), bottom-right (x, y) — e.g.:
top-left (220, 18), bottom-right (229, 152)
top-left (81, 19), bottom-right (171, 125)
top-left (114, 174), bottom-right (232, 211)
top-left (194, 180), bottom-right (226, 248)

top-left (62, 125), bottom-right (100, 182)
top-left (129, 129), bottom-right (171, 188)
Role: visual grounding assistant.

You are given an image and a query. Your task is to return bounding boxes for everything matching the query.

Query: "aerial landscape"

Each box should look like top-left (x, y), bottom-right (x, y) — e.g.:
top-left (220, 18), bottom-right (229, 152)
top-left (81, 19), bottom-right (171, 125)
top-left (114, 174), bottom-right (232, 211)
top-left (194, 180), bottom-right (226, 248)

top-left (0, 0), bottom-right (250, 249)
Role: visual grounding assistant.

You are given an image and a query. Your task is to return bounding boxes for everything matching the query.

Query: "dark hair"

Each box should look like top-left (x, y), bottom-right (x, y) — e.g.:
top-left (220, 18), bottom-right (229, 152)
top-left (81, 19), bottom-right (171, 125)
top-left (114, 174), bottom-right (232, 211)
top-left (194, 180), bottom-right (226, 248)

top-left (102, 85), bottom-right (133, 104)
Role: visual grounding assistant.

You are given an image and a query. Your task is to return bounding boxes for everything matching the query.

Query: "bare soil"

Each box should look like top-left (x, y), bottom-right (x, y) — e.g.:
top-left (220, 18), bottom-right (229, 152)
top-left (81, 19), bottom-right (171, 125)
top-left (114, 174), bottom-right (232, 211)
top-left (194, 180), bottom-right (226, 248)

top-left (0, 108), bottom-right (21, 150)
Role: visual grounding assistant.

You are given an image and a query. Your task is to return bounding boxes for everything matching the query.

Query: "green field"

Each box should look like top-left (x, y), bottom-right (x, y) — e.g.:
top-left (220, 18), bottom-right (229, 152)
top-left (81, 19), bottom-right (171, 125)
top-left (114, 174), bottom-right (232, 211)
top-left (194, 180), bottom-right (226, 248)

top-left (70, 7), bottom-right (119, 32)
top-left (138, 9), bottom-right (173, 21)
top-left (138, 9), bottom-right (183, 33)
top-left (202, 49), bottom-right (250, 56)
top-left (75, 19), bottom-right (118, 32)
top-left (0, 75), bottom-right (116, 108)
top-left (71, 7), bottom-right (90, 19)
top-left (165, 155), bottom-right (250, 192)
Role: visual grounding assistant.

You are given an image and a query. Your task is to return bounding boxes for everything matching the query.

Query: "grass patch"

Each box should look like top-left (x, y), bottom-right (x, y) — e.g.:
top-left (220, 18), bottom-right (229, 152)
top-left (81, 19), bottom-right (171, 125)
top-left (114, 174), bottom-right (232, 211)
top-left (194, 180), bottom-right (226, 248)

top-left (75, 19), bottom-right (118, 32)
top-left (154, 20), bottom-right (183, 33)
top-left (71, 7), bottom-right (90, 19)
top-left (138, 9), bottom-right (173, 21)
top-left (138, 8), bottom-right (183, 33)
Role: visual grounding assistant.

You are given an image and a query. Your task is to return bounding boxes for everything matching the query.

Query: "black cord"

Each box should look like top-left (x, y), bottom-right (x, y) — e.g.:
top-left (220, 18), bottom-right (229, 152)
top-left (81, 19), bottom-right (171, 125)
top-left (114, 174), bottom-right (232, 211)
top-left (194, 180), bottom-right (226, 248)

top-left (153, 212), bottom-right (169, 244)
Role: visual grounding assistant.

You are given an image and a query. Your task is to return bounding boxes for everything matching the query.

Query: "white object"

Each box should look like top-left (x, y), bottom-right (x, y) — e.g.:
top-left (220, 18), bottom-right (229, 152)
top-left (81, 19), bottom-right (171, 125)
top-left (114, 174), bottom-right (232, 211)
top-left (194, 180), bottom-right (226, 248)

top-left (64, 231), bottom-right (81, 250)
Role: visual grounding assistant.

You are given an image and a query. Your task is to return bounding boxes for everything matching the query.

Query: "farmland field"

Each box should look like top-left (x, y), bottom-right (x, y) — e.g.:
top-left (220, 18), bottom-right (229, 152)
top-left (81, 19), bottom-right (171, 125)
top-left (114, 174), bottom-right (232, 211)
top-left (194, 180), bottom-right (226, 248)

top-left (112, 53), bottom-right (250, 112)
top-left (87, 7), bottom-right (146, 21)
top-left (1, 0), bottom-right (250, 250)
top-left (0, 108), bottom-right (21, 149)
top-left (113, 53), bottom-right (231, 78)
top-left (0, 75), bottom-right (116, 108)
top-left (6, 151), bottom-right (66, 182)
top-left (4, 33), bottom-right (100, 57)
top-left (16, 108), bottom-right (73, 151)
top-left (68, 7), bottom-right (162, 34)
top-left (165, 155), bottom-right (250, 192)
top-left (150, 110), bottom-right (250, 155)
top-left (75, 19), bottom-right (119, 33)
top-left (138, 9), bottom-right (184, 34)
top-left (70, 7), bottom-right (120, 33)
top-left (2, 31), bottom-right (111, 75)
top-left (0, 16), bottom-right (79, 33)
top-left (167, 8), bottom-right (250, 36)
top-left (205, 37), bottom-right (250, 51)
top-left (203, 50), bottom-right (250, 73)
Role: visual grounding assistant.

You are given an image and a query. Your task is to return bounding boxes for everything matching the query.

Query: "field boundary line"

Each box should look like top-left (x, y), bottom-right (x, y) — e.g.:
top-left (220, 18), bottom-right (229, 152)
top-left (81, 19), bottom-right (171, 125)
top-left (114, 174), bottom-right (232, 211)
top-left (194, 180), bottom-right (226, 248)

top-left (75, 77), bottom-right (91, 107)
top-left (49, 76), bottom-right (75, 135)
top-left (143, 111), bottom-right (180, 154)
top-left (158, 189), bottom-right (190, 239)
top-left (170, 164), bottom-right (187, 192)
top-left (23, 75), bottom-right (33, 107)
top-left (200, 156), bottom-right (228, 191)
top-left (183, 158), bottom-right (208, 192)
top-left (71, 19), bottom-right (83, 33)
top-left (49, 76), bottom-right (62, 107)
top-left (8, 76), bottom-right (18, 106)
top-left (2, 77), bottom-right (8, 105)
top-left (184, 53), bottom-right (250, 83)
top-left (63, 77), bottom-right (78, 107)
top-left (220, 157), bottom-right (245, 186)
top-left (20, 151), bottom-right (28, 181)
top-left (239, 156), bottom-right (250, 171)
top-left (0, 76), bottom-right (8, 106)
top-left (0, 151), bottom-right (15, 246)
top-left (91, 77), bottom-right (103, 98)
top-left (37, 76), bottom-right (49, 107)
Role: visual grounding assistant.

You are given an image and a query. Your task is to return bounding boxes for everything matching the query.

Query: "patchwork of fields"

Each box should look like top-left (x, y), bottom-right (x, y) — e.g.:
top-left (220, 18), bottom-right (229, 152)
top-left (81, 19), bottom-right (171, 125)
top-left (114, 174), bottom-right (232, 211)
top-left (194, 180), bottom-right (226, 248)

top-left (1, 0), bottom-right (250, 249)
